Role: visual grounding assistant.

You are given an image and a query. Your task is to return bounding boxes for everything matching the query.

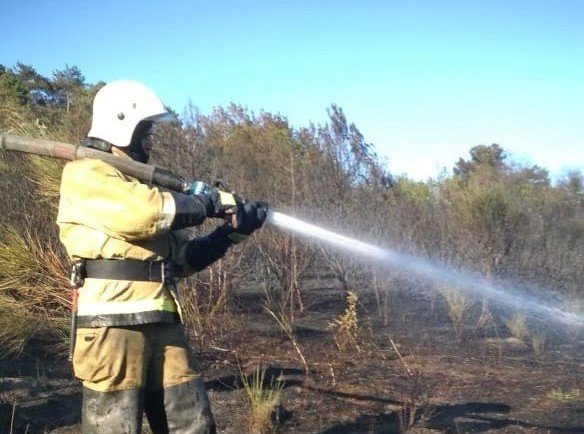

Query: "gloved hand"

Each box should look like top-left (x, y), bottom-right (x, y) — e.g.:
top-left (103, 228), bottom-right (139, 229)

top-left (197, 187), bottom-right (237, 218)
top-left (226, 200), bottom-right (269, 243)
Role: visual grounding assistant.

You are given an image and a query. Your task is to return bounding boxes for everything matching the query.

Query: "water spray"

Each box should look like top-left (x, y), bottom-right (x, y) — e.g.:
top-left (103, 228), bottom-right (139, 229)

top-left (267, 210), bottom-right (584, 328)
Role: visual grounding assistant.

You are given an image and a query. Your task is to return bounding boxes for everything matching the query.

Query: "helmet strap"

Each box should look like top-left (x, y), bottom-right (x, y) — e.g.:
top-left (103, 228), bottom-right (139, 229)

top-left (83, 138), bottom-right (112, 152)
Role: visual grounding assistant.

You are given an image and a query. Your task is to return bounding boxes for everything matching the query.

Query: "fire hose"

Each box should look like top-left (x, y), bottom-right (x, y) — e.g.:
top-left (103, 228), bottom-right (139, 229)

top-left (1, 133), bottom-right (218, 196)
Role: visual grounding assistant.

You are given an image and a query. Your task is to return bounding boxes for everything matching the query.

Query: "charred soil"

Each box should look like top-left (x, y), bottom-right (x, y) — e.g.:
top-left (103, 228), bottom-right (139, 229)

top-left (1, 283), bottom-right (583, 433)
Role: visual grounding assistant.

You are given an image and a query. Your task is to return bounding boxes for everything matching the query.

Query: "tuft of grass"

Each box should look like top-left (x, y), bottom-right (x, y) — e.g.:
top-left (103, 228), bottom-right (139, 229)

top-left (240, 364), bottom-right (284, 434)
top-left (547, 388), bottom-right (581, 403)
top-left (327, 290), bottom-right (360, 350)
top-left (530, 331), bottom-right (546, 361)
top-left (506, 312), bottom-right (528, 341)
top-left (439, 285), bottom-right (469, 340)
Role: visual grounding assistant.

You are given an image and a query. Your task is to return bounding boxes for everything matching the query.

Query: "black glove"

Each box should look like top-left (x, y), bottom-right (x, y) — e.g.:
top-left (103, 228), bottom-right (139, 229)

top-left (170, 193), bottom-right (207, 229)
top-left (170, 187), bottom-right (238, 230)
top-left (226, 200), bottom-right (269, 243)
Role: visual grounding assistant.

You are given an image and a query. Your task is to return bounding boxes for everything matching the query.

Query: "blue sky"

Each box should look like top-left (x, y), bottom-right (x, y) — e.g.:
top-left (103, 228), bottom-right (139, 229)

top-left (2, 0), bottom-right (583, 181)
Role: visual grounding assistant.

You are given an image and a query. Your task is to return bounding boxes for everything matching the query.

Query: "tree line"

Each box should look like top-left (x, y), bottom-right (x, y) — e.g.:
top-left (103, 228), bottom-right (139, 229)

top-left (0, 63), bottom-right (582, 356)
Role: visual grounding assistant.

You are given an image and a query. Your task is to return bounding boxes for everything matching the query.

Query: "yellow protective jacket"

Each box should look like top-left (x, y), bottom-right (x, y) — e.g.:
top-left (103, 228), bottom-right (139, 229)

top-left (57, 150), bottom-right (215, 327)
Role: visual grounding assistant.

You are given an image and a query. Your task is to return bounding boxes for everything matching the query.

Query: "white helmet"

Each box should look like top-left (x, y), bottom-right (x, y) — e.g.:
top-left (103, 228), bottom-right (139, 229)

top-left (87, 80), bottom-right (173, 148)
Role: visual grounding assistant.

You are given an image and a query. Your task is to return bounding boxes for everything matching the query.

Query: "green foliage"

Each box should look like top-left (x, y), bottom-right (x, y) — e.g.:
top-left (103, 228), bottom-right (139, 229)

top-left (468, 187), bottom-right (514, 233)
top-left (0, 68), bottom-right (28, 105)
top-left (0, 62), bottom-right (95, 143)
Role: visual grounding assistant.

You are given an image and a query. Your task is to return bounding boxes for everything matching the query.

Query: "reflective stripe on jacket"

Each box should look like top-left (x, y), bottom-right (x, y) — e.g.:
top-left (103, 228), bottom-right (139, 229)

top-left (56, 150), bottom-right (192, 327)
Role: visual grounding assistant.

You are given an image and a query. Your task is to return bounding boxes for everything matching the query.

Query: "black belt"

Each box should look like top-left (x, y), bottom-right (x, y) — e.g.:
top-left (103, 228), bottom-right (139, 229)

top-left (83, 259), bottom-right (171, 283)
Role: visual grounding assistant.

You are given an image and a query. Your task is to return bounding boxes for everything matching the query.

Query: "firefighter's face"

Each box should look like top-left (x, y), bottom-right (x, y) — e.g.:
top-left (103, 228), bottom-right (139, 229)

top-left (128, 121), bottom-right (155, 163)
top-left (140, 125), bottom-right (155, 156)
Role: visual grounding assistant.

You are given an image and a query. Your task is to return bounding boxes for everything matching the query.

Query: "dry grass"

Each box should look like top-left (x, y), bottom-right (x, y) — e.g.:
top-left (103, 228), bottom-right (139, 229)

top-left (26, 156), bottom-right (64, 203)
top-left (0, 226), bottom-right (70, 358)
top-left (0, 105), bottom-right (45, 137)
top-left (1, 102), bottom-right (72, 207)
top-left (0, 304), bottom-right (39, 357)
top-left (546, 388), bottom-right (581, 403)
top-left (240, 364), bottom-right (284, 434)
top-left (530, 331), bottom-right (546, 360)
top-left (264, 306), bottom-right (309, 377)
top-left (0, 104), bottom-right (72, 358)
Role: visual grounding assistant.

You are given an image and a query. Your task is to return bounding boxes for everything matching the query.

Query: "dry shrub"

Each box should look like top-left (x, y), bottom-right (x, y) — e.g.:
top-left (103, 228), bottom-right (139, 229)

top-left (438, 285), bottom-right (469, 340)
top-left (178, 277), bottom-right (234, 348)
top-left (178, 251), bottom-right (242, 347)
top-left (327, 290), bottom-right (360, 350)
top-left (264, 306), bottom-right (308, 377)
top-left (505, 312), bottom-right (528, 341)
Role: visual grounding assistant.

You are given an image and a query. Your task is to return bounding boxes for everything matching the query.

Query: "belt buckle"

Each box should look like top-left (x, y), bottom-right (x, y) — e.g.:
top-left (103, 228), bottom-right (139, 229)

top-left (70, 261), bottom-right (86, 287)
top-left (147, 261), bottom-right (163, 282)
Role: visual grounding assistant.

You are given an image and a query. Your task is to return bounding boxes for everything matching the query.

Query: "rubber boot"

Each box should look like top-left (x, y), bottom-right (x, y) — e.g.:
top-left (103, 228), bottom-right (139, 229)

top-left (144, 388), bottom-right (167, 433)
top-left (145, 377), bottom-right (215, 434)
top-left (82, 387), bottom-right (143, 434)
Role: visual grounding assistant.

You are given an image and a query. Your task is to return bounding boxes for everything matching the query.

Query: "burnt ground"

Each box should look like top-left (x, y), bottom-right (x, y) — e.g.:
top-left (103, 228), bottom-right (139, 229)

top-left (1, 278), bottom-right (583, 434)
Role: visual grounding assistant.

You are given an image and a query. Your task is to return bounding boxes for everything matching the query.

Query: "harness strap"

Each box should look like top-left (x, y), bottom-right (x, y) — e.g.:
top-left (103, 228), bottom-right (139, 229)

top-left (84, 259), bottom-right (171, 282)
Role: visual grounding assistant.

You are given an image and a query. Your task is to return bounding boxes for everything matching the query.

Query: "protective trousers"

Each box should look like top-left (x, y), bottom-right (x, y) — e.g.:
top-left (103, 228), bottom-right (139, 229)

top-left (73, 323), bottom-right (215, 434)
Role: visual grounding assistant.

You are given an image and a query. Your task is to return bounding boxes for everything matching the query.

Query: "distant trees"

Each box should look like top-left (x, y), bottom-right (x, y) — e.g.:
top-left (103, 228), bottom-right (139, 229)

top-left (0, 65), bottom-right (29, 106)
top-left (453, 143), bottom-right (506, 178)
top-left (0, 62), bottom-right (98, 141)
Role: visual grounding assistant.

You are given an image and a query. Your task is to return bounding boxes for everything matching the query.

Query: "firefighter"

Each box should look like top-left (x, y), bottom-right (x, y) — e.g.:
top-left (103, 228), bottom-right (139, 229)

top-left (57, 80), bottom-right (267, 433)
